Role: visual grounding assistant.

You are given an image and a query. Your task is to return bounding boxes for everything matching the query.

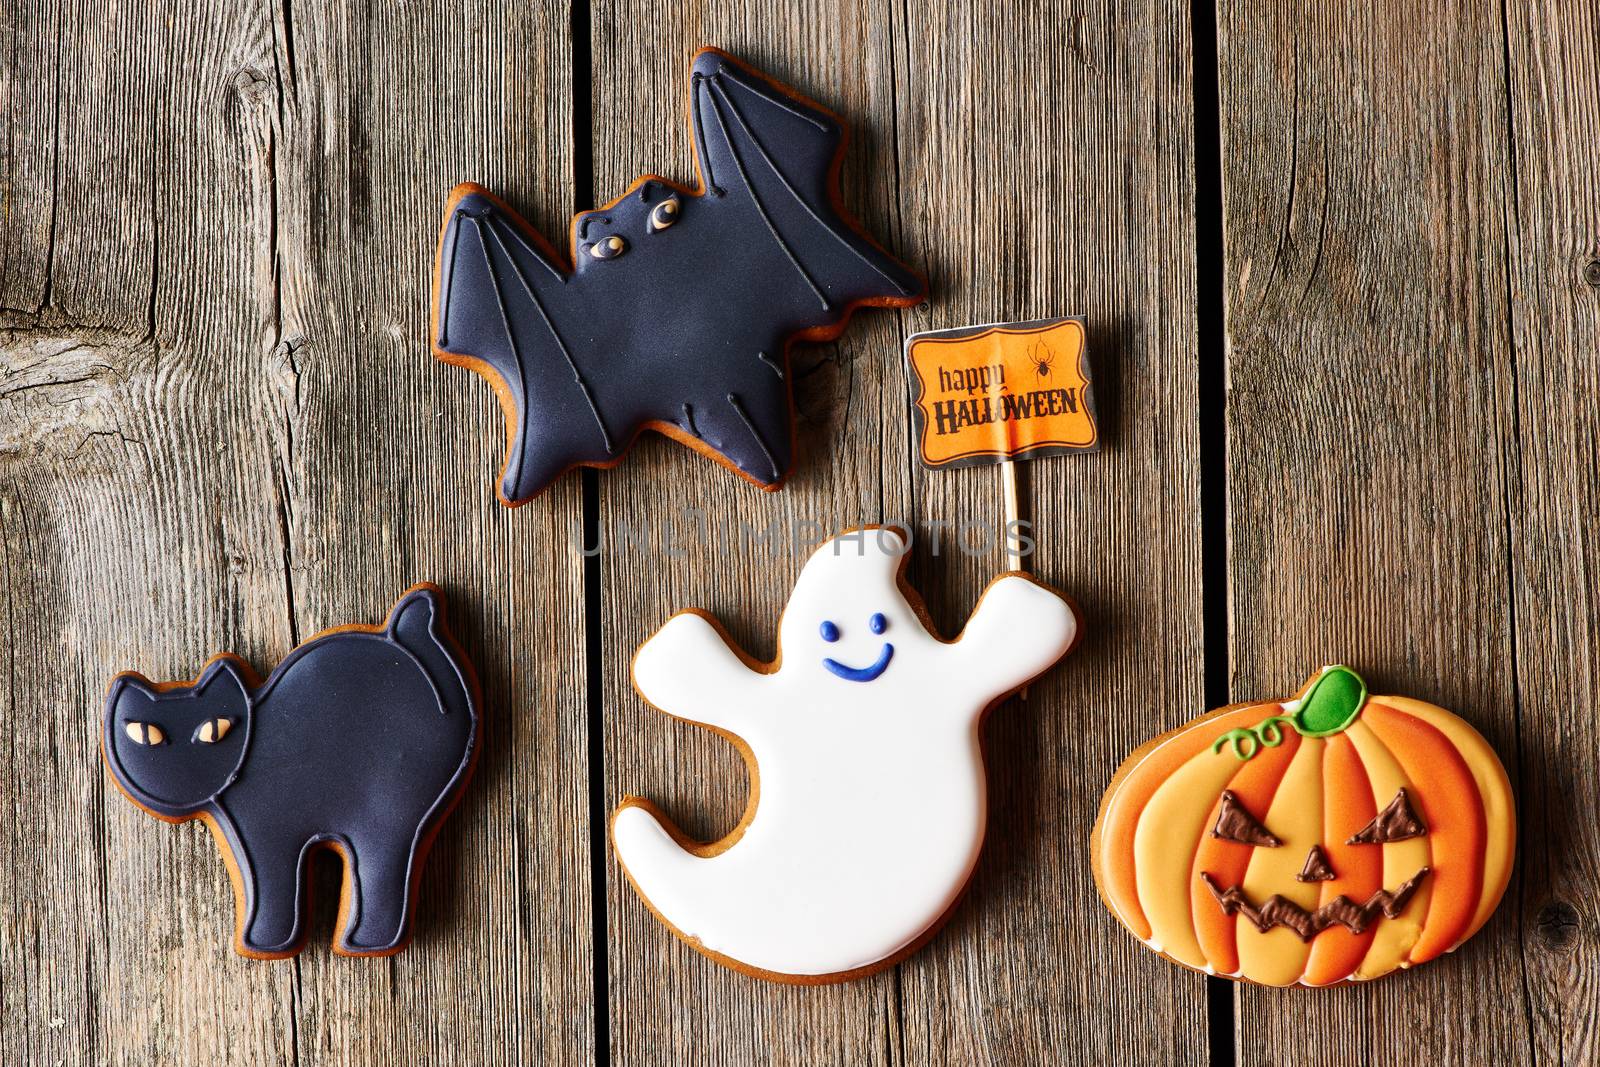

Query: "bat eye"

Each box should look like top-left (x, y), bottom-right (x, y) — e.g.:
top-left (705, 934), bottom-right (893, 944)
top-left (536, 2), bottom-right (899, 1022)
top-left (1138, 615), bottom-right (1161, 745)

top-left (192, 718), bottom-right (234, 744)
top-left (649, 197), bottom-right (680, 232)
top-left (587, 235), bottom-right (627, 260)
top-left (124, 722), bottom-right (166, 745)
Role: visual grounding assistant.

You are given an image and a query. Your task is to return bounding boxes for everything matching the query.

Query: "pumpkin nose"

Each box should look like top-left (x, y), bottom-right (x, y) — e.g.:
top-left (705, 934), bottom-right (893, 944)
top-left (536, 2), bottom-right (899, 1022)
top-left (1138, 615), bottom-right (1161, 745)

top-left (1298, 844), bottom-right (1336, 883)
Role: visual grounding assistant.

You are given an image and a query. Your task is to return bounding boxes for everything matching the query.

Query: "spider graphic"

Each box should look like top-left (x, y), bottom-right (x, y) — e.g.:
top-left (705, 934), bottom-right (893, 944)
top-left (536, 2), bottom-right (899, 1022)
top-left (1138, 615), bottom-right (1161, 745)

top-left (1028, 342), bottom-right (1056, 381)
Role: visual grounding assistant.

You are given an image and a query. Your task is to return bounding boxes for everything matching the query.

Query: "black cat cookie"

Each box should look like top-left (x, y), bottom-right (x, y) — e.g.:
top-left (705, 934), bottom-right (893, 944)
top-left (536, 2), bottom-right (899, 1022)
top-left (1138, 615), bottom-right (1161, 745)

top-left (102, 585), bottom-right (480, 959)
top-left (432, 47), bottom-right (925, 505)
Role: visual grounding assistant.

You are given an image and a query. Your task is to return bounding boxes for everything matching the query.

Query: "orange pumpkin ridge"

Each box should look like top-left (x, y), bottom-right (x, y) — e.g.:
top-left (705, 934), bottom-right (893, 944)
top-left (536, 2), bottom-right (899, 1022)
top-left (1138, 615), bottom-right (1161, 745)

top-left (1362, 702), bottom-right (1487, 964)
top-left (1094, 702), bottom-right (1277, 941)
top-left (1301, 732), bottom-right (1383, 985)
top-left (1188, 730), bottom-right (1303, 976)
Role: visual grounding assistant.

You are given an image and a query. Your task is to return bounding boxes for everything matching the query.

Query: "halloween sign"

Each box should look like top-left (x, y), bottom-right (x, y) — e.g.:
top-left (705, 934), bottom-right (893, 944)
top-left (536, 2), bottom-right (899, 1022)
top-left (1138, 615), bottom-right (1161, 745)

top-left (903, 318), bottom-right (1098, 471)
top-left (1090, 666), bottom-right (1515, 986)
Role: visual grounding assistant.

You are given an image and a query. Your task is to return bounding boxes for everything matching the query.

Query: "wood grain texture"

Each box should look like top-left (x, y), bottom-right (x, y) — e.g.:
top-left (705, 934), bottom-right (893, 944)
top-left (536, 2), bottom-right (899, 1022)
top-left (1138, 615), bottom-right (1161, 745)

top-left (1216, 0), bottom-right (1555, 1061)
top-left (0, 2), bottom-right (590, 1065)
top-left (888, 3), bottom-right (1208, 1064)
top-left (590, 2), bottom-right (1205, 1064)
top-left (590, 10), bottom-right (913, 1064)
top-left (3, 0), bottom-right (1590, 1063)
top-left (1501, 1), bottom-right (1600, 1062)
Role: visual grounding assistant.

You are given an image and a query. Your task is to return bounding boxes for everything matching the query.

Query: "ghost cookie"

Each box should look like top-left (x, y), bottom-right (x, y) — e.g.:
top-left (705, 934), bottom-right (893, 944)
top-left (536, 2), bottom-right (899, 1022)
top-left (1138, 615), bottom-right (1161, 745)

top-left (102, 586), bottom-right (480, 959)
top-left (432, 48), bottom-right (925, 505)
top-left (610, 527), bottom-right (1081, 982)
top-left (1091, 666), bottom-right (1515, 986)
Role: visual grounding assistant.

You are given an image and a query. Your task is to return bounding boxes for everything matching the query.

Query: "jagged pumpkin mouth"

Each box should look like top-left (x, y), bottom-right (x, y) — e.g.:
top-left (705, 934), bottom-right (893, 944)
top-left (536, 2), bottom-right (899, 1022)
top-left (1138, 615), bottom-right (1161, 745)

top-left (1199, 868), bottom-right (1430, 942)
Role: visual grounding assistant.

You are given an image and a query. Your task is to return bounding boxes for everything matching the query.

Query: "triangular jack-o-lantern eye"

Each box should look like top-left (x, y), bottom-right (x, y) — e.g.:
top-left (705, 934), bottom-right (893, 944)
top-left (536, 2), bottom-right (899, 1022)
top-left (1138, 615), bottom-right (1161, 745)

top-left (1297, 845), bottom-right (1337, 882)
top-left (1348, 787), bottom-right (1428, 844)
top-left (1210, 790), bottom-right (1281, 846)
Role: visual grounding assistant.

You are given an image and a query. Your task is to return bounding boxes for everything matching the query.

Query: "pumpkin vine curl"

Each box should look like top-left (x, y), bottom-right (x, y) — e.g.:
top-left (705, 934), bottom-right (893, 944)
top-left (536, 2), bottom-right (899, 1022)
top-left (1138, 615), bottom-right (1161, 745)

top-left (1212, 665), bottom-right (1370, 761)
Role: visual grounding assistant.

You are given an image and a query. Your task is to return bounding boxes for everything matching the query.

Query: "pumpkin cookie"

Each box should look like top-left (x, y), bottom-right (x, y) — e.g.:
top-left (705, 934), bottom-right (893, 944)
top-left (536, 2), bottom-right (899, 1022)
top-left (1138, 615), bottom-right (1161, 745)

top-left (1090, 666), bottom-right (1514, 986)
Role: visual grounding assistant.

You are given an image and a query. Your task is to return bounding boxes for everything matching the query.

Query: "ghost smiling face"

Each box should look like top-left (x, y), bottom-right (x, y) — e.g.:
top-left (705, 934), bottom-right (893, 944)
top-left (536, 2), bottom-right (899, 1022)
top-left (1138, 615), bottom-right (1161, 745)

top-left (610, 527), bottom-right (1080, 982)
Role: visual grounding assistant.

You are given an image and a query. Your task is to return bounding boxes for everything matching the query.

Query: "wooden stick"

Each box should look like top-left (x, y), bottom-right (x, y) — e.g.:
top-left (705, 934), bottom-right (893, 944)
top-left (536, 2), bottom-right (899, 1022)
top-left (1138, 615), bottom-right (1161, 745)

top-left (1002, 459), bottom-right (1025, 572)
top-left (1002, 459), bottom-right (1029, 701)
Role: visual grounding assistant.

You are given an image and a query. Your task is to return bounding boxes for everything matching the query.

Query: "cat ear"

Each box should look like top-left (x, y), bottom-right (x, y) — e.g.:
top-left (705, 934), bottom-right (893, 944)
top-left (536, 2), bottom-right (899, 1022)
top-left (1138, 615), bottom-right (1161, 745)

top-left (194, 658), bottom-right (250, 703)
top-left (112, 675), bottom-right (160, 703)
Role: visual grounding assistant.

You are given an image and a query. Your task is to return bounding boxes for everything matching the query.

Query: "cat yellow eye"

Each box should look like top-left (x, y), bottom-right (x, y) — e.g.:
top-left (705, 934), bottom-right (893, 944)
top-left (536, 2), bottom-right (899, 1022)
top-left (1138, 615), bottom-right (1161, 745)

top-left (649, 198), bottom-right (680, 232)
top-left (124, 722), bottom-right (165, 745)
top-left (192, 718), bottom-right (233, 744)
top-left (587, 235), bottom-right (627, 260)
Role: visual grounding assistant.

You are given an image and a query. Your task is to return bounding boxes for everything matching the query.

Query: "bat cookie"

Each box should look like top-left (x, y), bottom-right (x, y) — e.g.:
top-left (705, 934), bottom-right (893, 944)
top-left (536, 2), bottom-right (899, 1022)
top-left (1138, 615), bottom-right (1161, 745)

top-left (1091, 666), bottom-right (1515, 986)
top-left (103, 586), bottom-right (480, 959)
top-left (610, 527), bottom-right (1081, 982)
top-left (432, 48), bottom-right (925, 505)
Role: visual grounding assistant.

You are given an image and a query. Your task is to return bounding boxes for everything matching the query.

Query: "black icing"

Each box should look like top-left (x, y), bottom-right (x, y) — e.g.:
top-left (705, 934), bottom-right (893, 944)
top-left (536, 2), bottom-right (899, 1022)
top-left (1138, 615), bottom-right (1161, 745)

top-left (434, 49), bottom-right (924, 504)
top-left (103, 587), bottom-right (478, 957)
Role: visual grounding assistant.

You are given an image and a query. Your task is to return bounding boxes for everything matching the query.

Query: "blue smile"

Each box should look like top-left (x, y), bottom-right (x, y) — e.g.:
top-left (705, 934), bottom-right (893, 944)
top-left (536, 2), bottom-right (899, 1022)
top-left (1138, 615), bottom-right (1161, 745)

top-left (823, 643), bottom-right (894, 683)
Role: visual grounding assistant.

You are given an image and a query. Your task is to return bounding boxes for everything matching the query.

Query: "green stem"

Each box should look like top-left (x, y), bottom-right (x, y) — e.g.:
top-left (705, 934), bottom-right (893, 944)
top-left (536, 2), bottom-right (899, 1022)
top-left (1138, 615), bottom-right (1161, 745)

top-left (1211, 665), bottom-right (1369, 761)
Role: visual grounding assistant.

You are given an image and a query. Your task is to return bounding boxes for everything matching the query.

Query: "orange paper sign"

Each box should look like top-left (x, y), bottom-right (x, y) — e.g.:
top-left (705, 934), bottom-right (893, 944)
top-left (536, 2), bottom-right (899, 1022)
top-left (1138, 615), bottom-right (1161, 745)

top-left (904, 318), bottom-right (1098, 469)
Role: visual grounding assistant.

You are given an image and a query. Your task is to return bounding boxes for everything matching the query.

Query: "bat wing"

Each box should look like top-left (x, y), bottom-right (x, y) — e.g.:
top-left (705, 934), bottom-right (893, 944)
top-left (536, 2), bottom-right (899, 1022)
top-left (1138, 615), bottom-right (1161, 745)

top-left (433, 185), bottom-right (615, 505)
top-left (688, 50), bottom-right (924, 313)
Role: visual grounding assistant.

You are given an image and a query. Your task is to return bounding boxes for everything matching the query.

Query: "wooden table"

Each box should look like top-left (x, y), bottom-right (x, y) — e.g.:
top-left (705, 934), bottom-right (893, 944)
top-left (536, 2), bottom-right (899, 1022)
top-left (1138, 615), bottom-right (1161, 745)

top-left (3, 2), bottom-right (1593, 1064)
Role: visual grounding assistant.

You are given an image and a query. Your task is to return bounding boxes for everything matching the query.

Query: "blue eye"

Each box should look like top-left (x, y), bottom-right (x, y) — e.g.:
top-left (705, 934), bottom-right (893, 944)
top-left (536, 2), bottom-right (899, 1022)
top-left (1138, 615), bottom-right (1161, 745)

top-left (819, 620), bottom-right (840, 642)
top-left (869, 613), bottom-right (887, 635)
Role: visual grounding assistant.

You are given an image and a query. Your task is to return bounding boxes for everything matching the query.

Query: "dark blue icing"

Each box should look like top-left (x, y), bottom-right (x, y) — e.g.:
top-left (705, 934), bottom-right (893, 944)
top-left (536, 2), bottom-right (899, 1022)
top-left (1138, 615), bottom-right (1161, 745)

top-left (433, 48), bottom-right (925, 504)
top-left (819, 620), bottom-right (840, 642)
top-left (869, 612), bottom-right (888, 635)
top-left (823, 642), bottom-right (895, 683)
top-left (102, 586), bottom-right (478, 957)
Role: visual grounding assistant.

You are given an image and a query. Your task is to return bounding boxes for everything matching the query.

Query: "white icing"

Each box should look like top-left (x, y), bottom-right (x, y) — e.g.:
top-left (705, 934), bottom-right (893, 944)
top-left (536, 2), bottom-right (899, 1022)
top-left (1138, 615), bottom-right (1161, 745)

top-left (612, 528), bottom-right (1078, 977)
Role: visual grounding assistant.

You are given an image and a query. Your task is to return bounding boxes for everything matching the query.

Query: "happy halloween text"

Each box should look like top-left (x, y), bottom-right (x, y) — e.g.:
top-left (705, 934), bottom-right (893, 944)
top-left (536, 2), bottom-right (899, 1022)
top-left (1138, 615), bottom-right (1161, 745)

top-left (931, 363), bottom-right (1083, 435)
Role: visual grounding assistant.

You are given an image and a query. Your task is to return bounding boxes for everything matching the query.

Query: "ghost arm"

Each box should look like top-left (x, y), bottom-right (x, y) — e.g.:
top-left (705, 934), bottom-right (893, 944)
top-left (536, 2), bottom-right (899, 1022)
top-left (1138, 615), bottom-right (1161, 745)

top-left (631, 611), bottom-right (769, 734)
top-left (949, 576), bottom-right (1079, 706)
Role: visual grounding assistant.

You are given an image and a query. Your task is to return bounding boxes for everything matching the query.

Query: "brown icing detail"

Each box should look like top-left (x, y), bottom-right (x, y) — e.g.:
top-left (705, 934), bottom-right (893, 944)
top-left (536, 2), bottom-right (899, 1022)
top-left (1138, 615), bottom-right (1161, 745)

top-left (1210, 790), bottom-right (1281, 846)
top-left (1200, 868), bottom-right (1430, 942)
top-left (124, 722), bottom-right (164, 745)
top-left (1347, 787), bottom-right (1427, 844)
top-left (195, 718), bottom-right (233, 743)
top-left (1297, 845), bottom-right (1337, 882)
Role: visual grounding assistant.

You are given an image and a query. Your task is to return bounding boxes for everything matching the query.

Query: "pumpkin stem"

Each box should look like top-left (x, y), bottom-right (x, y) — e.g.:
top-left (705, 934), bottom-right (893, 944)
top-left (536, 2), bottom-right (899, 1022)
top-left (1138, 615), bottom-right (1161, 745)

top-left (1290, 665), bottom-right (1367, 737)
top-left (1211, 665), bottom-right (1369, 761)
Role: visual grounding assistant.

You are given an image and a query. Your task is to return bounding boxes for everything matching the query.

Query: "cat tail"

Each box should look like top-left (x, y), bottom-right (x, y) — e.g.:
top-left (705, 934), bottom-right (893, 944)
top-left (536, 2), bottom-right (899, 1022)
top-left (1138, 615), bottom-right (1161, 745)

top-left (385, 586), bottom-right (477, 723)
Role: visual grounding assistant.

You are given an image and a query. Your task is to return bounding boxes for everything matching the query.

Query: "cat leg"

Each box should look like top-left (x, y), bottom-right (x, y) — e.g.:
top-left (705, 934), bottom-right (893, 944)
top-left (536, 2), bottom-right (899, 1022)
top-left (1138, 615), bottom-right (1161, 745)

top-left (337, 836), bottom-right (418, 954)
top-left (235, 835), bottom-right (311, 956)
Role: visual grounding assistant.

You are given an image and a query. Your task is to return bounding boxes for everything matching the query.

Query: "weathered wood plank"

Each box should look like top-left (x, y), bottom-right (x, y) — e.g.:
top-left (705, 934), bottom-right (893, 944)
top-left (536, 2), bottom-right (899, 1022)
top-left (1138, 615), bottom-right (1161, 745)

top-left (1501, 1), bottom-right (1600, 1061)
top-left (889, 3), bottom-right (1208, 1063)
top-left (0, 2), bottom-right (61, 313)
top-left (589, 10), bottom-right (910, 1063)
top-left (2, 4), bottom-right (299, 1064)
top-left (263, 3), bottom-right (592, 1064)
top-left (0, 3), bottom-right (592, 1065)
top-left (591, 2), bottom-right (1205, 1064)
top-left (1217, 0), bottom-right (1536, 1061)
